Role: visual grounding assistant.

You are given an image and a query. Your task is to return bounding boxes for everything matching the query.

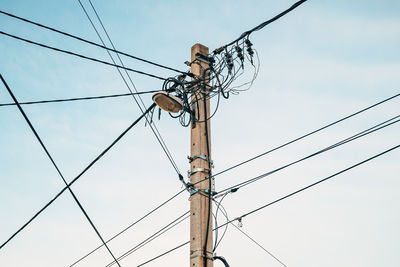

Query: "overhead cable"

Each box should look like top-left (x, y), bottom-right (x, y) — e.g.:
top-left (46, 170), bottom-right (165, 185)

top-left (0, 30), bottom-right (166, 81)
top-left (0, 74), bottom-right (121, 266)
top-left (214, 198), bottom-right (288, 267)
top-left (217, 143), bottom-right (400, 229)
top-left (216, 114), bottom-right (400, 196)
top-left (0, 10), bottom-right (189, 76)
top-left (0, 99), bottom-right (156, 250)
top-left (213, 92), bottom-right (400, 178)
top-left (69, 188), bottom-right (186, 267)
top-left (0, 90), bottom-right (162, 107)
top-left (214, 0), bottom-right (308, 53)
top-left (105, 211), bottom-right (190, 267)
top-left (78, 0), bottom-right (182, 177)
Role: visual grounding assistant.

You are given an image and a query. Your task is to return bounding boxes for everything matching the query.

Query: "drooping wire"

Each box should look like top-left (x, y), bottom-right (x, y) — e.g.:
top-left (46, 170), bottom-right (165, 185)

top-left (0, 90), bottom-right (162, 107)
top-left (0, 30), bottom-right (166, 81)
top-left (0, 10), bottom-right (190, 76)
top-left (105, 211), bottom-right (190, 267)
top-left (0, 74), bottom-right (121, 267)
top-left (78, 0), bottom-right (182, 177)
top-left (212, 92), bottom-right (400, 179)
top-left (69, 188), bottom-right (186, 266)
top-left (213, 197), bottom-right (230, 252)
top-left (215, 114), bottom-right (400, 196)
top-left (0, 100), bottom-right (156, 250)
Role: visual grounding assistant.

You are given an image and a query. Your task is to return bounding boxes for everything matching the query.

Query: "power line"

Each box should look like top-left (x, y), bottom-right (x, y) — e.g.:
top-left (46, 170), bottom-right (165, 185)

top-left (214, 0), bottom-right (308, 53)
top-left (69, 188), bottom-right (187, 266)
top-left (0, 74), bottom-right (121, 266)
top-left (105, 211), bottom-right (190, 267)
top-left (0, 10), bottom-right (190, 76)
top-left (215, 200), bottom-right (288, 267)
top-left (0, 30), bottom-right (167, 81)
top-left (219, 143), bottom-right (400, 228)
top-left (0, 95), bottom-right (156, 250)
top-left (232, 224), bottom-right (288, 267)
top-left (213, 92), bottom-right (400, 179)
top-left (216, 114), bottom-right (400, 195)
top-left (78, 0), bottom-right (182, 178)
top-left (137, 241), bottom-right (190, 267)
top-left (0, 90), bottom-right (162, 107)
top-left (137, 143), bottom-right (400, 266)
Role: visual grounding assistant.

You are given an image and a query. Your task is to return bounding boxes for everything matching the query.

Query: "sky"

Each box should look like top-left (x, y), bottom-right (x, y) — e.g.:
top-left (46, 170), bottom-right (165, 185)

top-left (0, 0), bottom-right (399, 266)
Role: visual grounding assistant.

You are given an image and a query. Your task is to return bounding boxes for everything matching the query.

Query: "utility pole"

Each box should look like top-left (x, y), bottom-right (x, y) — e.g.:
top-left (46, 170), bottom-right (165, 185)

top-left (189, 43), bottom-right (214, 267)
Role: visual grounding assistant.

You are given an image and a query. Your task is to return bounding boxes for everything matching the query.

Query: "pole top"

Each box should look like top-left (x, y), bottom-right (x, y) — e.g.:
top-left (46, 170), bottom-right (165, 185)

top-left (191, 43), bottom-right (209, 59)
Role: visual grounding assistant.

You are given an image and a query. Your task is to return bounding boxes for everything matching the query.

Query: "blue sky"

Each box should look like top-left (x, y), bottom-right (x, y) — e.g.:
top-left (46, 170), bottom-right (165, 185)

top-left (1, 1), bottom-right (399, 266)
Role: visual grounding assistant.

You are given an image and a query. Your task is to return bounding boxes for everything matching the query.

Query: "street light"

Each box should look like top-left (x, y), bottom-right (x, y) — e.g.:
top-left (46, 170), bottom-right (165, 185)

top-left (152, 91), bottom-right (183, 113)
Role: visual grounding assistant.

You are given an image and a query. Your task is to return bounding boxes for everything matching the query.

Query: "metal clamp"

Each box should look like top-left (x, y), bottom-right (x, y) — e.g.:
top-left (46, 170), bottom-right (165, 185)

top-left (188, 167), bottom-right (209, 177)
top-left (188, 154), bottom-right (207, 163)
top-left (188, 154), bottom-right (214, 168)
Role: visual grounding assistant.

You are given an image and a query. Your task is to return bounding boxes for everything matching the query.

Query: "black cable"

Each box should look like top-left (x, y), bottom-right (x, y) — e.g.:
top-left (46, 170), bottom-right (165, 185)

top-left (0, 30), bottom-right (166, 81)
top-left (69, 188), bottom-right (186, 266)
top-left (202, 90), bottom-right (213, 267)
top-left (214, 0), bottom-right (308, 53)
top-left (216, 114), bottom-right (400, 195)
top-left (79, 0), bottom-right (182, 177)
top-left (0, 74), bottom-right (121, 266)
top-left (105, 211), bottom-right (190, 267)
top-left (136, 241), bottom-right (190, 267)
top-left (217, 143), bottom-right (400, 229)
top-left (0, 96), bottom-right (156, 250)
top-left (215, 198), bottom-right (287, 267)
top-left (213, 197), bottom-right (229, 252)
top-left (213, 92), bottom-right (400, 178)
top-left (213, 256), bottom-right (230, 267)
top-left (0, 10), bottom-right (190, 76)
top-left (0, 90), bottom-right (162, 107)
top-left (231, 223), bottom-right (287, 267)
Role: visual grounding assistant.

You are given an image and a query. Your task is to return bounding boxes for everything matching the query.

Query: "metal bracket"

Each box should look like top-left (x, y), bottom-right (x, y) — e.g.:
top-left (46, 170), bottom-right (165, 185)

top-left (188, 167), bottom-right (209, 177)
top-left (190, 189), bottom-right (199, 196)
top-left (188, 154), bottom-right (207, 163)
top-left (188, 155), bottom-right (214, 168)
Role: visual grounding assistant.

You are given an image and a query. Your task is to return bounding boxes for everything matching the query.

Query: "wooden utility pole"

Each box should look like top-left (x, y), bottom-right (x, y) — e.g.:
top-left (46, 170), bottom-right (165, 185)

top-left (189, 43), bottom-right (214, 267)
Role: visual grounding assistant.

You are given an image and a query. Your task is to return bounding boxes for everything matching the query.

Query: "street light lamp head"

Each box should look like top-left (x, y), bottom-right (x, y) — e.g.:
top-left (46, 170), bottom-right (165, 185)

top-left (152, 91), bottom-right (183, 113)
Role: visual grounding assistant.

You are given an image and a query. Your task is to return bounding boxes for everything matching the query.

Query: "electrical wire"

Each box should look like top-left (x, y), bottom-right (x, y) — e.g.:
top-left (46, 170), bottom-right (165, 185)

top-left (0, 10), bottom-right (189, 76)
top-left (69, 188), bottom-right (186, 266)
top-left (213, 92), bottom-right (400, 178)
top-left (202, 90), bottom-right (213, 267)
top-left (105, 211), bottom-right (190, 267)
top-left (0, 30), bottom-right (166, 81)
top-left (0, 98), bottom-right (156, 250)
top-left (215, 0), bottom-right (308, 52)
top-left (0, 74), bottom-right (121, 266)
top-left (215, 200), bottom-right (288, 267)
top-left (215, 114), bottom-right (400, 196)
top-left (136, 241), bottom-right (190, 267)
top-left (139, 143), bottom-right (400, 266)
top-left (0, 90), bottom-right (162, 107)
top-left (217, 143), bottom-right (400, 229)
top-left (231, 222), bottom-right (287, 266)
top-left (78, 0), bottom-right (182, 178)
